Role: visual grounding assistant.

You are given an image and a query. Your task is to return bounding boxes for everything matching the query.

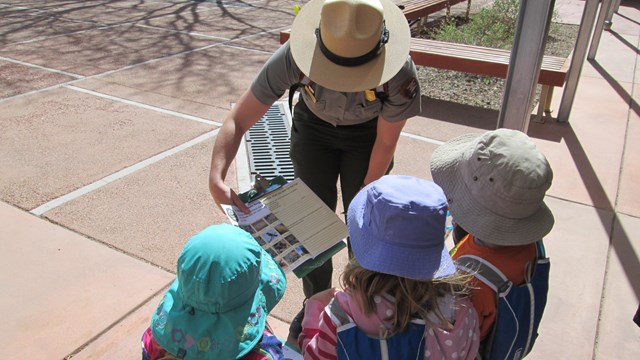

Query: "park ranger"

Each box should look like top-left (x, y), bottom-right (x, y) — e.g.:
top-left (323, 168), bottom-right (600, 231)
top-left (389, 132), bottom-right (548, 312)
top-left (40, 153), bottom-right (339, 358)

top-left (208, 0), bottom-right (422, 342)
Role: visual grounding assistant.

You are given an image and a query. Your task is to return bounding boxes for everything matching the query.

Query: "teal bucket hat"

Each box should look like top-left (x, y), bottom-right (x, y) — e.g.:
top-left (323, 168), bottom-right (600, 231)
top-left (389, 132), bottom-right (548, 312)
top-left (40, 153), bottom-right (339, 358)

top-left (151, 224), bottom-right (286, 359)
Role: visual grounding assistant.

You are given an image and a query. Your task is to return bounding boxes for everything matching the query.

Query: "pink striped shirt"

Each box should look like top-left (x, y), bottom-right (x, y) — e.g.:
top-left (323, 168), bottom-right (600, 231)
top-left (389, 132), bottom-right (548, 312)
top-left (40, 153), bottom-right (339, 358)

top-left (299, 289), bottom-right (480, 360)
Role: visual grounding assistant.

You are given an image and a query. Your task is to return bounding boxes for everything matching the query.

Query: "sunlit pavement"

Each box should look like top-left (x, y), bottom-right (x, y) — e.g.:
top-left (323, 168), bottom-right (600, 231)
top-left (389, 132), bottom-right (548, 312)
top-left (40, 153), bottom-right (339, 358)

top-left (0, 0), bottom-right (638, 358)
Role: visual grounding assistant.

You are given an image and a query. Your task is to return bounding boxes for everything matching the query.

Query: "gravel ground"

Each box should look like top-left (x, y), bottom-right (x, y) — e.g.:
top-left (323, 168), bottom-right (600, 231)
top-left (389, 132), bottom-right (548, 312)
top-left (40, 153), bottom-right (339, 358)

top-left (413, 16), bottom-right (579, 110)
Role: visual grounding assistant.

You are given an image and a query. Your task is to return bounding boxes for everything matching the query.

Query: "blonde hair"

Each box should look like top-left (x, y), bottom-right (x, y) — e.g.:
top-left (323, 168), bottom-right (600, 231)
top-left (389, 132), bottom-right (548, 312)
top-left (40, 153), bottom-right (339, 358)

top-left (340, 258), bottom-right (472, 333)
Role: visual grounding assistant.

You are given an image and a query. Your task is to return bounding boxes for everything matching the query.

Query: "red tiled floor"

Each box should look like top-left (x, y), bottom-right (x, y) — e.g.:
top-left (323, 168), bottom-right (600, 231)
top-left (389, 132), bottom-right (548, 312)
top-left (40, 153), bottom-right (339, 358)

top-left (1, 0), bottom-right (639, 358)
top-left (0, 87), bottom-right (215, 211)
top-left (618, 88), bottom-right (640, 217)
top-left (0, 59), bottom-right (76, 98)
top-left (72, 43), bottom-right (274, 118)
top-left (1, 25), bottom-right (221, 76)
top-left (0, 202), bottom-right (173, 358)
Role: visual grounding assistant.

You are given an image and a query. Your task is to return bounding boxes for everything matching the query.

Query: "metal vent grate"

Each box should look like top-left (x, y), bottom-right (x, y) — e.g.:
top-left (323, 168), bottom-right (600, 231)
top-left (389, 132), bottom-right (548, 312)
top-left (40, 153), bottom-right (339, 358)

top-left (244, 101), bottom-right (295, 182)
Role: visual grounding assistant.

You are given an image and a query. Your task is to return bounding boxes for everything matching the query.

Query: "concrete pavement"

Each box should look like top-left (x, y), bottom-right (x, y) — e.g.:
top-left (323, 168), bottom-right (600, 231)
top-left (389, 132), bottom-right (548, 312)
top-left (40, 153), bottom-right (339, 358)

top-left (0, 0), bottom-right (638, 358)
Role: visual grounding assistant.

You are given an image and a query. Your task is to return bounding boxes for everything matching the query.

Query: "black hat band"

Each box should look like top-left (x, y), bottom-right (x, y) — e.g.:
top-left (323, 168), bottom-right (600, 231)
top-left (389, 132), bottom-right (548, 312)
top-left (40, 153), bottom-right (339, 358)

top-left (315, 22), bottom-right (389, 67)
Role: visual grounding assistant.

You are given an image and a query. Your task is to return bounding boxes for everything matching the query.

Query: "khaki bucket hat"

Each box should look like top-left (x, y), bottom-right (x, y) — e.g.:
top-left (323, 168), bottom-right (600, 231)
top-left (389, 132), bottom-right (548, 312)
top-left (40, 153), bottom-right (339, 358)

top-left (430, 129), bottom-right (554, 246)
top-left (289, 0), bottom-right (411, 92)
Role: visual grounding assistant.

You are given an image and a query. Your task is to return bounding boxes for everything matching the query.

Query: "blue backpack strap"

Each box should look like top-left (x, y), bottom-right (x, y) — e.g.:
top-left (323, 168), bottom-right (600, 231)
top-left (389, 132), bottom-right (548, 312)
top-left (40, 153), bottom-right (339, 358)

top-left (326, 297), bottom-right (354, 328)
top-left (457, 241), bottom-right (547, 287)
top-left (457, 240), bottom-right (550, 360)
top-left (327, 298), bottom-right (358, 360)
top-left (525, 240), bottom-right (550, 356)
top-left (536, 239), bottom-right (547, 259)
top-left (329, 298), bottom-right (426, 360)
top-left (456, 255), bottom-right (512, 295)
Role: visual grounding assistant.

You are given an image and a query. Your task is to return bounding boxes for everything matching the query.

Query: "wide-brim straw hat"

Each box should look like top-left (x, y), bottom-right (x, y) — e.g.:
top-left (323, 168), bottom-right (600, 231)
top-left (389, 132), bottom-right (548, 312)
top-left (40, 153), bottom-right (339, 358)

top-left (151, 224), bottom-right (286, 359)
top-left (430, 129), bottom-right (555, 246)
top-left (290, 0), bottom-right (411, 92)
top-left (348, 175), bottom-right (456, 280)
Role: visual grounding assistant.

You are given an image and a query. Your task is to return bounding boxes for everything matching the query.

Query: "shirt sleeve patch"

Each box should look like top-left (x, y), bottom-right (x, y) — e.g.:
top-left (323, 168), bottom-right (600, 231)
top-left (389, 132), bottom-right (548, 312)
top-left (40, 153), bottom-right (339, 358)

top-left (401, 78), bottom-right (419, 99)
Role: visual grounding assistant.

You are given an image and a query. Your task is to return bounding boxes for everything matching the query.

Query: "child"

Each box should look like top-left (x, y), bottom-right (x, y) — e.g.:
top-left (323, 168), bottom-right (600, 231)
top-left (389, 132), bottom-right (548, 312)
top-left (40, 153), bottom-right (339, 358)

top-left (298, 175), bottom-right (480, 359)
top-left (141, 223), bottom-right (287, 360)
top-left (430, 129), bottom-right (554, 342)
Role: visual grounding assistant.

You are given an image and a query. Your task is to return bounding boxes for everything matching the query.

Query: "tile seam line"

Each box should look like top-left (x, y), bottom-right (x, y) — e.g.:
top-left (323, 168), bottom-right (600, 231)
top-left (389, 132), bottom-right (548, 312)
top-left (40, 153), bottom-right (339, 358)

top-left (213, 27), bottom-right (294, 53)
top-left (2, 24), bottom-right (121, 46)
top-left (0, 25), bottom-right (289, 91)
top-left (542, 194), bottom-right (635, 215)
top-left (611, 29), bottom-right (640, 213)
top-left (2, 5), bottom-right (222, 46)
top-left (1, 1), bottom-right (167, 14)
top-left (74, 25), bottom-right (290, 78)
top-left (2, 4), bottom-right (261, 46)
top-left (65, 85), bottom-right (222, 126)
top-left (63, 40), bottom-right (224, 78)
top-left (1, 43), bottom-right (225, 97)
top-left (0, 81), bottom-right (75, 104)
top-left (400, 131), bottom-right (445, 145)
top-left (592, 27), bottom-right (640, 360)
top-left (43, 209), bottom-right (177, 274)
top-left (30, 129), bottom-right (219, 216)
top-left (0, 38), bottom-right (220, 104)
top-left (134, 24), bottom-right (229, 41)
top-left (0, 55), bottom-right (83, 78)
top-left (64, 281), bottom-right (174, 359)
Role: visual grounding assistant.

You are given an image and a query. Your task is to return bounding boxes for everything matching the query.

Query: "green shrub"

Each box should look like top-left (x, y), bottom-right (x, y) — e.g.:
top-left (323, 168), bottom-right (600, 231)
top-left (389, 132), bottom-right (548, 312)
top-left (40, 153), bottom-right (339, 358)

top-left (430, 0), bottom-right (559, 50)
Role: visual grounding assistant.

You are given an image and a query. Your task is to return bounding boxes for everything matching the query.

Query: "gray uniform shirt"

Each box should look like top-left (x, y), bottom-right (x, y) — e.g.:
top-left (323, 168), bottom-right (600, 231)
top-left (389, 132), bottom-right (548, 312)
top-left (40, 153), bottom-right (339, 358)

top-left (251, 42), bottom-right (421, 126)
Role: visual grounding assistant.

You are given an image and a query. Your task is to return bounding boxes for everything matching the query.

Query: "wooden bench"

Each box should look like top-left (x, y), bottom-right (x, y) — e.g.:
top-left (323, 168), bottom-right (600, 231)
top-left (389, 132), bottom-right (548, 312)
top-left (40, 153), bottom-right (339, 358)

top-left (396, 0), bottom-right (470, 22)
top-left (279, 30), bottom-right (570, 118)
top-left (409, 38), bottom-right (571, 117)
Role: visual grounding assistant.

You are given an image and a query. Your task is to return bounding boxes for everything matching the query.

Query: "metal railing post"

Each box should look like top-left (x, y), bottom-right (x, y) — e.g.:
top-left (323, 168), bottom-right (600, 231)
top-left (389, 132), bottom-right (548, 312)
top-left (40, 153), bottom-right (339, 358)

top-left (497, 0), bottom-right (555, 131)
top-left (604, 0), bottom-right (622, 29)
top-left (557, 0), bottom-right (600, 122)
top-left (588, 0), bottom-right (615, 60)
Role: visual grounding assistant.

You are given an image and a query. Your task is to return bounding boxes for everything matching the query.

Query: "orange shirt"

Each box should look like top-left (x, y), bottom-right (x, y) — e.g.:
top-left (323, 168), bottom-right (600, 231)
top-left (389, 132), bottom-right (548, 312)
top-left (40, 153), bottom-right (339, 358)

top-left (451, 235), bottom-right (537, 340)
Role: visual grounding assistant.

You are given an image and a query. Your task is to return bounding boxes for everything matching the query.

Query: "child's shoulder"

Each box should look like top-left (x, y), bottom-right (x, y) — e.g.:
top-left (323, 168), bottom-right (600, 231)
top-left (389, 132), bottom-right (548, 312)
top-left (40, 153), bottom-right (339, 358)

top-left (424, 297), bottom-right (480, 358)
top-left (452, 235), bottom-right (536, 262)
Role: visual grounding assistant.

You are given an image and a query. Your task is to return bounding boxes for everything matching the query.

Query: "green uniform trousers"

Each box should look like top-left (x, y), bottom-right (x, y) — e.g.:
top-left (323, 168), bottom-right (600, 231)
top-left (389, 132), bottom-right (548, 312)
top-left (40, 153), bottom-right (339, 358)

top-left (290, 99), bottom-right (392, 298)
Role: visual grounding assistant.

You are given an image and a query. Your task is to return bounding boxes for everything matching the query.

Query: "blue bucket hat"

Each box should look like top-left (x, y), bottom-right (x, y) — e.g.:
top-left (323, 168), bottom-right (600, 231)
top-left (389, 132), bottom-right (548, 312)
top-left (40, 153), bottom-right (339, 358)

top-left (348, 175), bottom-right (455, 280)
top-left (151, 224), bottom-right (286, 359)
